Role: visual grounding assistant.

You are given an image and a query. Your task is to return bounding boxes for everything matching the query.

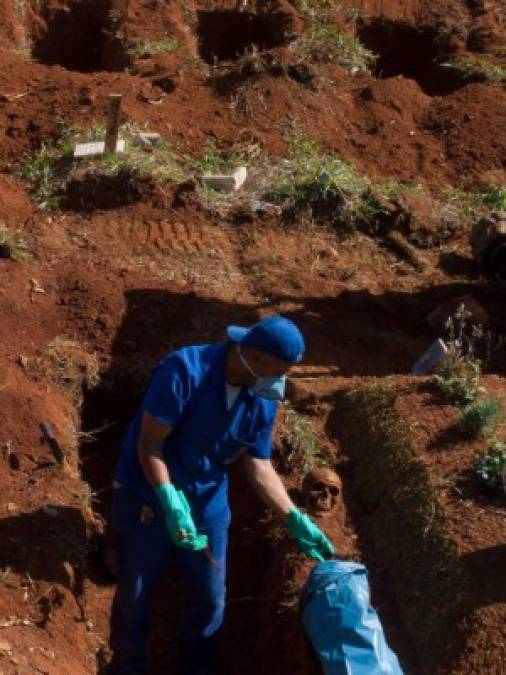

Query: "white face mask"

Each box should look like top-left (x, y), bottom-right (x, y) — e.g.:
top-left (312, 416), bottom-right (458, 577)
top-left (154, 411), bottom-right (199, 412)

top-left (237, 345), bottom-right (286, 401)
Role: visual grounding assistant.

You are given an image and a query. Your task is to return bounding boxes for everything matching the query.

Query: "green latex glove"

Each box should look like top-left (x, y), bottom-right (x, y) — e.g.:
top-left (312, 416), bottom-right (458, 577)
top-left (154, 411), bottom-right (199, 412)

top-left (155, 483), bottom-right (208, 552)
top-left (286, 508), bottom-right (336, 562)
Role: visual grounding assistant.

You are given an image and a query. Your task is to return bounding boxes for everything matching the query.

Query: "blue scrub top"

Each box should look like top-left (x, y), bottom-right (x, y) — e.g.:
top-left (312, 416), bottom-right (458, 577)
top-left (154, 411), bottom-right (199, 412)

top-left (115, 343), bottom-right (278, 523)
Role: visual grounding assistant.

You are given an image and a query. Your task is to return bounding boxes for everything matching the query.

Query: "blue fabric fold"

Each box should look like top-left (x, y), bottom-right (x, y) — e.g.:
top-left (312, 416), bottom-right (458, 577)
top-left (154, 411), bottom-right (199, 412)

top-left (301, 561), bottom-right (404, 675)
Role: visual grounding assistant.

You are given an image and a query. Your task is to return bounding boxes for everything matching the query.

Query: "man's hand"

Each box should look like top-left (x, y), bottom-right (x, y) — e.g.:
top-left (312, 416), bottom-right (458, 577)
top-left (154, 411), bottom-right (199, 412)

top-left (286, 508), bottom-right (335, 562)
top-left (156, 483), bottom-right (208, 551)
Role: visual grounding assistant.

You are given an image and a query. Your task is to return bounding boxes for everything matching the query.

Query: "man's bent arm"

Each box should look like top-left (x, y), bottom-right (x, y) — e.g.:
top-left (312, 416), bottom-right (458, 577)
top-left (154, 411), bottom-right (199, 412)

top-left (243, 455), bottom-right (294, 518)
top-left (137, 412), bottom-right (173, 487)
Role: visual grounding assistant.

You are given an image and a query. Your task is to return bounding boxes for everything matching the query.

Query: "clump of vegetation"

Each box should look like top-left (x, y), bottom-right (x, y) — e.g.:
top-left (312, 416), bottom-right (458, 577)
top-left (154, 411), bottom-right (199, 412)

top-left (295, 24), bottom-right (376, 72)
top-left (266, 134), bottom-right (389, 231)
top-left (293, 0), bottom-right (376, 72)
top-left (442, 54), bottom-right (506, 84)
top-left (434, 304), bottom-right (505, 445)
top-left (479, 186), bottom-right (506, 211)
top-left (434, 306), bottom-right (482, 407)
top-left (127, 38), bottom-right (178, 58)
top-left (0, 227), bottom-right (30, 261)
top-left (474, 441), bottom-right (506, 492)
top-left (435, 359), bottom-right (481, 407)
top-left (188, 139), bottom-right (248, 175)
top-left (277, 404), bottom-right (329, 472)
top-left (33, 337), bottom-right (100, 406)
top-left (19, 124), bottom-right (184, 210)
top-left (460, 398), bottom-right (502, 438)
top-left (19, 142), bottom-right (71, 209)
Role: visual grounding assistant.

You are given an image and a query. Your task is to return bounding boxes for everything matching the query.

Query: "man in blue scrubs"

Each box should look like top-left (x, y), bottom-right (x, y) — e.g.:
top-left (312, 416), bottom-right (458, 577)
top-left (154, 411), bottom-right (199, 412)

top-left (110, 315), bottom-right (335, 674)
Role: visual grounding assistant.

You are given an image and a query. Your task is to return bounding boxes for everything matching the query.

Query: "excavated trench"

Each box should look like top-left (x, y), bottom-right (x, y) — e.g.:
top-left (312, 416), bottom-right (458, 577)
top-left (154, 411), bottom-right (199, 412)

top-left (197, 9), bottom-right (294, 63)
top-left (357, 19), bottom-right (475, 96)
top-left (32, 0), bottom-right (129, 72)
top-left (77, 371), bottom-right (418, 674)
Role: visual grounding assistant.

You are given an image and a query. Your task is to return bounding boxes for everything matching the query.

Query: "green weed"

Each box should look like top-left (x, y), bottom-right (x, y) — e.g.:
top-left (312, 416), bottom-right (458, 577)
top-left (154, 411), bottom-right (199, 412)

top-left (296, 24), bottom-right (376, 72)
top-left (435, 359), bottom-right (481, 407)
top-left (473, 440), bottom-right (506, 491)
top-left (434, 304), bottom-right (483, 407)
top-left (442, 55), bottom-right (506, 84)
top-left (18, 143), bottom-right (71, 209)
top-left (187, 140), bottom-right (247, 175)
top-left (460, 398), bottom-right (502, 438)
top-left (479, 186), bottom-right (506, 211)
top-left (376, 180), bottom-right (422, 199)
top-left (278, 404), bottom-right (329, 472)
top-left (127, 38), bottom-right (178, 58)
top-left (266, 134), bottom-right (387, 230)
top-left (292, 1), bottom-right (376, 72)
top-left (0, 227), bottom-right (30, 262)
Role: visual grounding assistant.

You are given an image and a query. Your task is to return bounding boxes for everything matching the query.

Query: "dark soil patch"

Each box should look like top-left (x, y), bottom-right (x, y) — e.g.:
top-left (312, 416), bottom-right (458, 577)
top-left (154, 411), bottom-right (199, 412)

top-left (63, 169), bottom-right (156, 212)
top-left (197, 10), bottom-right (294, 64)
top-left (32, 0), bottom-right (129, 72)
top-left (357, 18), bottom-right (477, 95)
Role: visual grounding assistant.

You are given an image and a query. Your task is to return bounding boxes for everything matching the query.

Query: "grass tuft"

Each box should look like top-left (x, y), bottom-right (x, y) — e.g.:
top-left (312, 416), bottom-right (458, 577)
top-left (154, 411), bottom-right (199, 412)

top-left (441, 54), bottom-right (506, 84)
top-left (276, 404), bottom-right (329, 473)
top-left (295, 24), bottom-right (376, 72)
top-left (434, 304), bottom-right (483, 407)
top-left (435, 359), bottom-right (481, 407)
top-left (293, 0), bottom-right (376, 73)
top-left (479, 186), bottom-right (506, 211)
top-left (0, 227), bottom-right (31, 262)
top-left (32, 337), bottom-right (100, 407)
top-left (127, 38), bottom-right (178, 58)
top-left (188, 139), bottom-right (246, 175)
top-left (266, 134), bottom-right (389, 231)
top-left (460, 398), bottom-right (502, 438)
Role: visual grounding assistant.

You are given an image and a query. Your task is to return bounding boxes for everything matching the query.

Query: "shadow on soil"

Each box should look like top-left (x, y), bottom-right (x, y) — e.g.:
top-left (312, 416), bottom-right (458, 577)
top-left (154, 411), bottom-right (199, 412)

top-left (32, 0), bottom-right (129, 72)
top-left (0, 506), bottom-right (87, 597)
top-left (357, 18), bottom-right (482, 95)
top-left (463, 544), bottom-right (506, 605)
top-left (197, 9), bottom-right (294, 63)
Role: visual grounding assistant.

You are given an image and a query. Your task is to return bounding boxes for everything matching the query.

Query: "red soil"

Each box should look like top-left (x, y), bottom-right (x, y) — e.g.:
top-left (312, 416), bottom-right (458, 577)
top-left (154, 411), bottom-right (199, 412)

top-left (0, 0), bottom-right (504, 673)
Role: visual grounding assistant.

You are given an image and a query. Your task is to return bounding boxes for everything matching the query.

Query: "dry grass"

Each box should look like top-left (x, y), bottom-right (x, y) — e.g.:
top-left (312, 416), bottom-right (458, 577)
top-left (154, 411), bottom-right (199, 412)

top-left (275, 403), bottom-right (330, 473)
top-left (0, 226), bottom-right (30, 261)
top-left (32, 337), bottom-right (100, 406)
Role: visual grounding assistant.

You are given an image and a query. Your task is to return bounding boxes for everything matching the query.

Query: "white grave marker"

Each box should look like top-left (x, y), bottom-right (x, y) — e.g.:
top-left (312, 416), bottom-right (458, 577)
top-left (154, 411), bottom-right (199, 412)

top-left (203, 166), bottom-right (248, 192)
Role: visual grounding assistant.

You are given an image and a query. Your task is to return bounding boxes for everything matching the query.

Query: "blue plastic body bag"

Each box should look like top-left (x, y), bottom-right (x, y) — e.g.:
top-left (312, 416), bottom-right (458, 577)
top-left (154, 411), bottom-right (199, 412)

top-left (300, 561), bottom-right (404, 675)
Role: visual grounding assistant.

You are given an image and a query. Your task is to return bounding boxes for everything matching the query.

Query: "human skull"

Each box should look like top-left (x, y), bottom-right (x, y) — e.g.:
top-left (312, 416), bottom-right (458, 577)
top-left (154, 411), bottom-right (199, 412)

top-left (302, 467), bottom-right (342, 515)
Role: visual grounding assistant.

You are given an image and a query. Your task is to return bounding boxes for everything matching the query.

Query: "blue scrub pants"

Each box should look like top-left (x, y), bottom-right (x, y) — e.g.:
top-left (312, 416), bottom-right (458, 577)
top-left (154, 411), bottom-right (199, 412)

top-left (110, 484), bottom-right (229, 675)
